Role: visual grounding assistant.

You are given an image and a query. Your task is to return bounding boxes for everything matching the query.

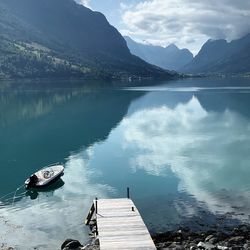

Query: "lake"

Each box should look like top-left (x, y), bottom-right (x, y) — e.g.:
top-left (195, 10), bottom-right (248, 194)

top-left (1, 77), bottom-right (250, 249)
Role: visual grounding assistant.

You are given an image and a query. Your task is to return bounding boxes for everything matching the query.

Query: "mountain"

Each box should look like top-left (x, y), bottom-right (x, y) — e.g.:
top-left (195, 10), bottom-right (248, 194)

top-left (182, 34), bottom-right (250, 74)
top-left (0, 0), bottom-right (173, 80)
top-left (124, 36), bottom-right (193, 71)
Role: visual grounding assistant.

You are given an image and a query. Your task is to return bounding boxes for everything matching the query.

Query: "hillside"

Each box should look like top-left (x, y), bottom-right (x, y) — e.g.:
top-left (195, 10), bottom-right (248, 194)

top-left (124, 36), bottom-right (193, 71)
top-left (0, 0), bottom-right (174, 80)
top-left (182, 34), bottom-right (250, 74)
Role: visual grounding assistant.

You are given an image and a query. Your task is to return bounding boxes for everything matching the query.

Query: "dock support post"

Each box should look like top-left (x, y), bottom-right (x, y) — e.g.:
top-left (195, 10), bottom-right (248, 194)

top-left (95, 197), bottom-right (98, 236)
top-left (127, 187), bottom-right (130, 199)
top-left (95, 197), bottom-right (98, 214)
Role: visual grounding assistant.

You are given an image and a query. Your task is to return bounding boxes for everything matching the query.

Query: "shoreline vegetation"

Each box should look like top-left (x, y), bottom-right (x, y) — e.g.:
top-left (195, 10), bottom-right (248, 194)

top-left (0, 74), bottom-right (179, 82)
top-left (0, 73), bottom-right (250, 85)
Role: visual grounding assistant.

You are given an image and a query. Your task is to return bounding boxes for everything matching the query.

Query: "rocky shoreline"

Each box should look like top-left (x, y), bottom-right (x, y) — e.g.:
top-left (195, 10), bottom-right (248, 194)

top-left (61, 225), bottom-right (250, 250)
top-left (153, 225), bottom-right (250, 250)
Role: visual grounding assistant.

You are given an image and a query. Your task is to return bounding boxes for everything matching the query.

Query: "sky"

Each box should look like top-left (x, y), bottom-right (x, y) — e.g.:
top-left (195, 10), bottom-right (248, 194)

top-left (75, 0), bottom-right (250, 54)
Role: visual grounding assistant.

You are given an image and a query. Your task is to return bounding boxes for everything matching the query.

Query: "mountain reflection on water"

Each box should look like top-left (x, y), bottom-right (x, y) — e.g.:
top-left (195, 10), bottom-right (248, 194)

top-left (1, 78), bottom-right (250, 249)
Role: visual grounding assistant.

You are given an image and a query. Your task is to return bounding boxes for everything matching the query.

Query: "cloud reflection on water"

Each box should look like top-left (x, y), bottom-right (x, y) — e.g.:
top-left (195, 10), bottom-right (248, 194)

top-left (121, 96), bottom-right (250, 220)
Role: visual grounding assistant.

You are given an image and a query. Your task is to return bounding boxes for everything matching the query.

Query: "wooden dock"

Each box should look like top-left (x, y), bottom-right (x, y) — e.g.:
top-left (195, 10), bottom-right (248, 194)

top-left (85, 198), bottom-right (156, 250)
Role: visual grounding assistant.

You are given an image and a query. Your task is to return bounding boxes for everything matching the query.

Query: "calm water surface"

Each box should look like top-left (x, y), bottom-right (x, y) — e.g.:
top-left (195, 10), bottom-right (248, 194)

top-left (1, 78), bottom-right (250, 249)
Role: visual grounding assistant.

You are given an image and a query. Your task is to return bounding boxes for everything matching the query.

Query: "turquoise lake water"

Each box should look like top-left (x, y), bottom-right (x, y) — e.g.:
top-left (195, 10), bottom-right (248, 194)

top-left (1, 77), bottom-right (250, 249)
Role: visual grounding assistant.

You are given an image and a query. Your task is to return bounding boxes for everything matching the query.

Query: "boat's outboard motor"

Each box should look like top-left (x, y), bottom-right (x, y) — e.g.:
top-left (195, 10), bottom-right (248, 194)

top-left (27, 174), bottom-right (38, 189)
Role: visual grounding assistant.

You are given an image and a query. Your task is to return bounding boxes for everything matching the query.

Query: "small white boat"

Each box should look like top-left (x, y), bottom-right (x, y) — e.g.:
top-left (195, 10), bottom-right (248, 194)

top-left (25, 164), bottom-right (64, 189)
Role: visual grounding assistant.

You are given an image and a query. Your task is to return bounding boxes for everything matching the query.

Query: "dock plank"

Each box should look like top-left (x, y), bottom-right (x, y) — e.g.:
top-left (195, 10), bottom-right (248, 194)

top-left (96, 198), bottom-right (156, 250)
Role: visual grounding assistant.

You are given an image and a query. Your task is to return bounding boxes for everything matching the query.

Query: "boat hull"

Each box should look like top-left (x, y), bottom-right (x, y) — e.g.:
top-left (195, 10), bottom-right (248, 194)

top-left (25, 164), bottom-right (64, 189)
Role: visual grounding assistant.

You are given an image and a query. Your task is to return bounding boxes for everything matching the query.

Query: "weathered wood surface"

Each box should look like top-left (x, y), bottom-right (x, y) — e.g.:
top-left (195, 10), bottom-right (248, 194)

top-left (96, 198), bottom-right (156, 250)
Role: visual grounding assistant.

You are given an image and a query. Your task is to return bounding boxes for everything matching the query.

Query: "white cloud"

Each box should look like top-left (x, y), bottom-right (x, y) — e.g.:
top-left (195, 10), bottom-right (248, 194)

top-left (121, 96), bottom-right (250, 220)
top-left (75, 0), bottom-right (91, 8)
top-left (121, 0), bottom-right (250, 53)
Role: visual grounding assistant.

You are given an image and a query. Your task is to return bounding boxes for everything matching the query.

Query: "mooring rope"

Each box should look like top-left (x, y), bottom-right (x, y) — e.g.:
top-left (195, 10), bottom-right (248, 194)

top-left (0, 190), bottom-right (16, 200)
top-left (1, 192), bottom-right (26, 203)
top-left (12, 184), bottom-right (25, 205)
top-left (0, 184), bottom-right (25, 205)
